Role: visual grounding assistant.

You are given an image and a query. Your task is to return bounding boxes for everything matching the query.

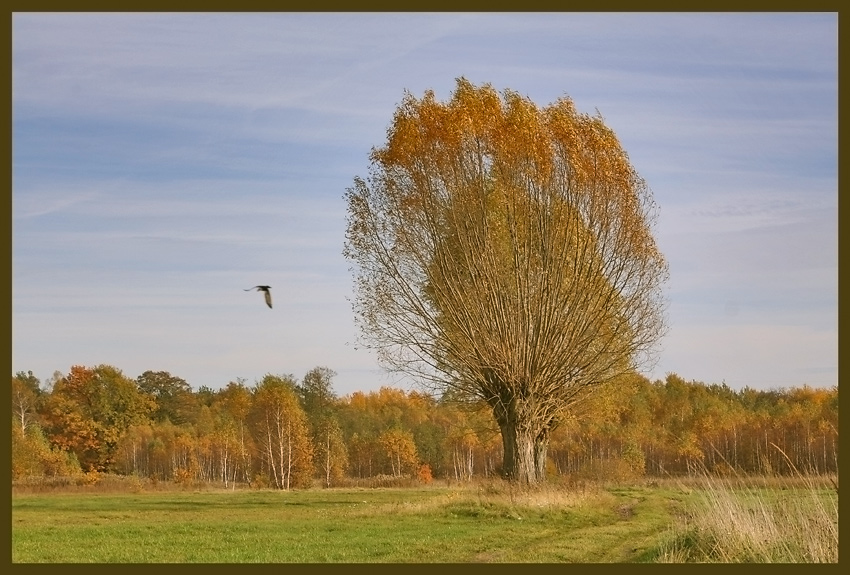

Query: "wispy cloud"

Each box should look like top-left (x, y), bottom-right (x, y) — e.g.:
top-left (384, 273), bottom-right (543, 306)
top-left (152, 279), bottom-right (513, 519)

top-left (12, 185), bottom-right (101, 219)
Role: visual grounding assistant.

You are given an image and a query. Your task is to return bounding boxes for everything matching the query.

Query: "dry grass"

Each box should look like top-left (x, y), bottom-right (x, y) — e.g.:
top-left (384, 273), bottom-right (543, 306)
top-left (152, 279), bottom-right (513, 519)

top-left (336, 477), bottom-right (611, 518)
top-left (471, 477), bottom-right (608, 508)
top-left (657, 453), bottom-right (838, 563)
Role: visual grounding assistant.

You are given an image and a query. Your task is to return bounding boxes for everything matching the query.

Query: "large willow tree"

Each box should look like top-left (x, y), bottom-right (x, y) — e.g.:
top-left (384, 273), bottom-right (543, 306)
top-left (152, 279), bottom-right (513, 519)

top-left (344, 78), bottom-right (668, 483)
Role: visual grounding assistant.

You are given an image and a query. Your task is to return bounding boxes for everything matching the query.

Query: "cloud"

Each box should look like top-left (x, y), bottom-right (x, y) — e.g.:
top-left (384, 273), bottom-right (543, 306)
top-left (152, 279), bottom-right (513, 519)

top-left (12, 186), bottom-right (101, 219)
top-left (658, 184), bottom-right (835, 236)
top-left (14, 177), bottom-right (345, 219)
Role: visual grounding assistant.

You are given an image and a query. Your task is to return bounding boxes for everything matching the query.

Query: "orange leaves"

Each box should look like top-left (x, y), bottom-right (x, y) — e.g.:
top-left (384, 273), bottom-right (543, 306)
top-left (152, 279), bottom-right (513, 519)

top-left (378, 427), bottom-right (419, 478)
top-left (370, 77), bottom-right (644, 225)
top-left (42, 364), bottom-right (155, 472)
top-left (249, 374), bottom-right (315, 488)
top-left (493, 89), bottom-right (550, 179)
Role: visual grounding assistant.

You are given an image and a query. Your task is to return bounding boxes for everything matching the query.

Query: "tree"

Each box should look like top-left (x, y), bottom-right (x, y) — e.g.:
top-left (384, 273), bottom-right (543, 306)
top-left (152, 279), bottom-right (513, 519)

top-left (12, 371), bottom-right (42, 434)
top-left (344, 78), bottom-right (667, 483)
top-left (312, 416), bottom-right (349, 487)
top-left (378, 428), bottom-right (419, 478)
top-left (136, 370), bottom-right (197, 425)
top-left (42, 365), bottom-right (155, 471)
top-left (297, 367), bottom-right (349, 487)
top-left (297, 366), bottom-right (338, 420)
top-left (213, 380), bottom-right (255, 485)
top-left (346, 432), bottom-right (377, 478)
top-left (12, 419), bottom-right (82, 480)
top-left (249, 374), bottom-right (314, 489)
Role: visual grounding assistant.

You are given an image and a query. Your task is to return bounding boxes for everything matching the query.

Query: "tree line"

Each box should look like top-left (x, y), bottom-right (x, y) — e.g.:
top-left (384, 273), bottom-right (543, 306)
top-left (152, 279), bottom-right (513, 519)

top-left (11, 365), bottom-right (838, 488)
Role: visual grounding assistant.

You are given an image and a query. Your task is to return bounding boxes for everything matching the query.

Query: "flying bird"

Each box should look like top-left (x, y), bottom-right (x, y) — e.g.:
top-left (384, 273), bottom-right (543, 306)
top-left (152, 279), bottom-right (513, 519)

top-left (245, 285), bottom-right (272, 309)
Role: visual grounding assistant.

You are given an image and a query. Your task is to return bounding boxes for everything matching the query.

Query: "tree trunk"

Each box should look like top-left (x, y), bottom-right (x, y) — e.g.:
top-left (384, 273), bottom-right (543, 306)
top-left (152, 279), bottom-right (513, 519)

top-left (488, 386), bottom-right (552, 484)
top-left (285, 419), bottom-right (292, 490)
top-left (222, 443), bottom-right (228, 488)
top-left (534, 432), bottom-right (549, 481)
top-left (496, 417), bottom-right (540, 484)
top-left (325, 430), bottom-right (331, 488)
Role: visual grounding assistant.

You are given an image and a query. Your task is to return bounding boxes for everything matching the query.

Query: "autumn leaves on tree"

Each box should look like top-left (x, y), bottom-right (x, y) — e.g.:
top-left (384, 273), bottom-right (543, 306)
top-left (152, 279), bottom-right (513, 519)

top-left (345, 78), bottom-right (668, 483)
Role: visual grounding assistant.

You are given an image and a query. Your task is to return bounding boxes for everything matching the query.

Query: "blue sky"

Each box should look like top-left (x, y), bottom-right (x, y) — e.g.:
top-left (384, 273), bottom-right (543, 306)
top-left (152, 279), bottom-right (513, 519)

top-left (12, 13), bottom-right (837, 397)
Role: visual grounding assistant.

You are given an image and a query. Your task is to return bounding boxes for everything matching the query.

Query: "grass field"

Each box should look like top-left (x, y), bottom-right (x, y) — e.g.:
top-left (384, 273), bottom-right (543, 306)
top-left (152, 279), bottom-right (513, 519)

top-left (11, 476), bottom-right (837, 563)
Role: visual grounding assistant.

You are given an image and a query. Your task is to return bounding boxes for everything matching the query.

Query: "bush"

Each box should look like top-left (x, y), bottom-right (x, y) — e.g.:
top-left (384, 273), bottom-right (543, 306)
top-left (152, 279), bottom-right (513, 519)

top-left (621, 443), bottom-right (646, 477)
top-left (417, 464), bottom-right (433, 484)
top-left (172, 467), bottom-right (195, 486)
top-left (77, 470), bottom-right (101, 486)
top-left (12, 422), bottom-right (82, 480)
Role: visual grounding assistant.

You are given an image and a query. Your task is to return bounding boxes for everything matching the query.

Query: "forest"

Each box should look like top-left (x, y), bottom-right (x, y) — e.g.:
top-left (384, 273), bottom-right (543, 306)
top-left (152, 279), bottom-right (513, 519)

top-left (11, 365), bottom-right (838, 488)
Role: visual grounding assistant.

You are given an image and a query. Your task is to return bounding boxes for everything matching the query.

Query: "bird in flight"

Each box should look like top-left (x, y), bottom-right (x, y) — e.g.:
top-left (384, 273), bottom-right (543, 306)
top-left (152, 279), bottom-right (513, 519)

top-left (245, 285), bottom-right (272, 308)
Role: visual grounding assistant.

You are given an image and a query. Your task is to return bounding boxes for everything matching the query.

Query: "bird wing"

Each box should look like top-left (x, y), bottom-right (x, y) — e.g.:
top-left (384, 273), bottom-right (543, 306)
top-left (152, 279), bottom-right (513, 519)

top-left (264, 290), bottom-right (272, 308)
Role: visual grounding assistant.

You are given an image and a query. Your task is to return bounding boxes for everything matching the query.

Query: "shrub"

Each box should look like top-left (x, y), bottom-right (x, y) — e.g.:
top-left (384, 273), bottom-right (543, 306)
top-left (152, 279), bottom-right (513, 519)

top-left (417, 463), bottom-right (433, 484)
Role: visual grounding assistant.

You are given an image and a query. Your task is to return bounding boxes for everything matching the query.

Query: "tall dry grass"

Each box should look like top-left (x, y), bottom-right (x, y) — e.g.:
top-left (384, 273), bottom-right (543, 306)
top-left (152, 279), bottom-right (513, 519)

top-left (353, 476), bottom-right (611, 518)
top-left (658, 446), bottom-right (838, 563)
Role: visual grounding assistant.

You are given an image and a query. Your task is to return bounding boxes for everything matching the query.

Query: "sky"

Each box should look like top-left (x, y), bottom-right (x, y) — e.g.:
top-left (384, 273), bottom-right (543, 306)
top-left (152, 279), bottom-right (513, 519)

top-left (12, 12), bottom-right (838, 397)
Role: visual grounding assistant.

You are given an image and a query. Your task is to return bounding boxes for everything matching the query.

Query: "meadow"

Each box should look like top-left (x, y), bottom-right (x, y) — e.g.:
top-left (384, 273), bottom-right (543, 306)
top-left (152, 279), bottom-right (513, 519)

top-left (11, 474), bottom-right (837, 563)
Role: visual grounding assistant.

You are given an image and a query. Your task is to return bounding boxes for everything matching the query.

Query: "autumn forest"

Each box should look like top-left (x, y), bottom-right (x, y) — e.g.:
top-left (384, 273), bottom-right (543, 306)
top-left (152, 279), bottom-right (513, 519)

top-left (11, 365), bottom-right (839, 488)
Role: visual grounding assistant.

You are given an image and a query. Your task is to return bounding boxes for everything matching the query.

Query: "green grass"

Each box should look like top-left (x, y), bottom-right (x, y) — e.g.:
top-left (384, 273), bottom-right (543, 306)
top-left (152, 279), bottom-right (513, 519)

top-left (12, 477), bottom-right (836, 562)
top-left (13, 482), bottom-right (685, 563)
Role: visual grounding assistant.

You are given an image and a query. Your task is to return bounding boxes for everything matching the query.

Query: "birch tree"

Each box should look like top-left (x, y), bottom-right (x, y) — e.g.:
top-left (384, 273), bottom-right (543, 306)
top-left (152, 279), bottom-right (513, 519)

top-left (249, 375), bottom-right (314, 489)
top-left (12, 371), bottom-right (41, 434)
top-left (313, 416), bottom-right (348, 487)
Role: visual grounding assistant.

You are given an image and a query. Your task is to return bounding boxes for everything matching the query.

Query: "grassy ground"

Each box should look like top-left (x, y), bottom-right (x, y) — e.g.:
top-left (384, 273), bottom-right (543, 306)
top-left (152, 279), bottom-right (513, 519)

top-left (12, 481), bottom-right (685, 562)
top-left (11, 476), bottom-right (837, 563)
